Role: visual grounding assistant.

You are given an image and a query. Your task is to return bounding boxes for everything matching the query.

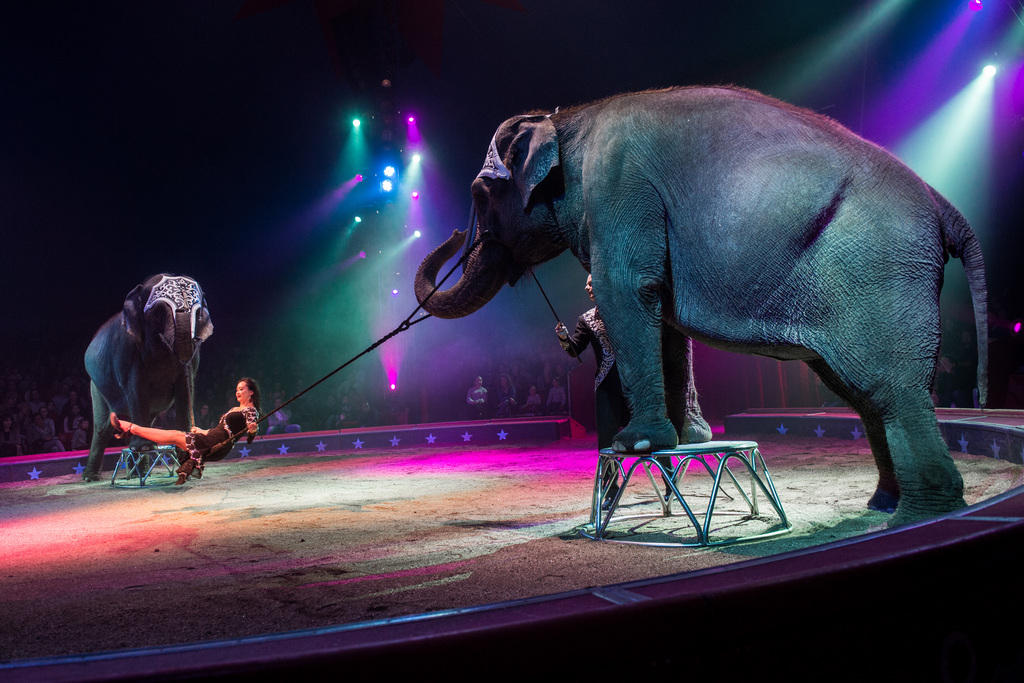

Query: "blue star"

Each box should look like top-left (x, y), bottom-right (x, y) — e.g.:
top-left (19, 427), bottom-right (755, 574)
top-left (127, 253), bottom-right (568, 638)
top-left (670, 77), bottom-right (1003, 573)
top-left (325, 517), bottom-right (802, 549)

top-left (277, 444), bottom-right (290, 455)
top-left (461, 431), bottom-right (473, 442)
top-left (27, 467), bottom-right (42, 480)
top-left (239, 446), bottom-right (251, 458)
top-left (776, 423), bottom-right (788, 435)
top-left (957, 433), bottom-right (969, 453)
top-left (72, 462), bottom-right (86, 475)
top-left (851, 425), bottom-right (863, 440)
top-left (497, 429), bottom-right (508, 440)
top-left (991, 439), bottom-right (1001, 459)
top-left (352, 438), bottom-right (364, 449)
top-left (389, 435), bottom-right (401, 447)
top-left (813, 425), bottom-right (825, 438)
top-left (315, 441), bottom-right (327, 452)
top-left (425, 433), bottom-right (437, 444)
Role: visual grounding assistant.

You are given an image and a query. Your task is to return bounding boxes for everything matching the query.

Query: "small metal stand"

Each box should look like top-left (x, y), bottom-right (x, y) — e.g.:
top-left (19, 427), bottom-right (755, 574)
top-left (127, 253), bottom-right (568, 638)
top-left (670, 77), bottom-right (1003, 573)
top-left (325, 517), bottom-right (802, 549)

top-left (580, 441), bottom-right (791, 547)
top-left (111, 445), bottom-right (181, 487)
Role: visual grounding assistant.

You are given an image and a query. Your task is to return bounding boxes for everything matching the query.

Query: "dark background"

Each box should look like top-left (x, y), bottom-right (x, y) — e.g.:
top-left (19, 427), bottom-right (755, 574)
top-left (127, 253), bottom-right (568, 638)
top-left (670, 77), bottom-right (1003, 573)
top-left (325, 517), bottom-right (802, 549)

top-left (2, 1), bottom-right (1021, 423)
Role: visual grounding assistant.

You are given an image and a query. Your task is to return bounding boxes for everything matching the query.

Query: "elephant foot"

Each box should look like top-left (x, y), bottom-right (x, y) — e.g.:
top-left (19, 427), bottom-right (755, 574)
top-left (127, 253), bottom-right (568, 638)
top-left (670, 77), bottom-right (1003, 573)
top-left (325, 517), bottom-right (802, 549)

top-left (612, 418), bottom-right (678, 453)
top-left (82, 472), bottom-right (101, 483)
top-left (680, 414), bottom-right (712, 444)
top-left (887, 496), bottom-right (967, 528)
top-left (866, 486), bottom-right (899, 514)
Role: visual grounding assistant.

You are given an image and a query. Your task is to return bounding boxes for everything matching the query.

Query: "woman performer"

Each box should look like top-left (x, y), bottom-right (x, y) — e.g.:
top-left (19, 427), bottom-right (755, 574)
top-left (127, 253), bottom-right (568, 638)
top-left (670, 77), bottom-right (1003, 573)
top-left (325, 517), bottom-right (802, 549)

top-left (556, 276), bottom-right (672, 508)
top-left (110, 377), bottom-right (261, 485)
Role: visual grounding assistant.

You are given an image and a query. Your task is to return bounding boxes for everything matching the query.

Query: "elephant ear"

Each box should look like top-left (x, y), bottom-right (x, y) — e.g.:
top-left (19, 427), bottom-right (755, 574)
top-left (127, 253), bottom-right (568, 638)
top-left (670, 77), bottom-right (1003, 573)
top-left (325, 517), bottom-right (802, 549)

top-left (510, 116), bottom-right (560, 211)
top-left (121, 283), bottom-right (149, 344)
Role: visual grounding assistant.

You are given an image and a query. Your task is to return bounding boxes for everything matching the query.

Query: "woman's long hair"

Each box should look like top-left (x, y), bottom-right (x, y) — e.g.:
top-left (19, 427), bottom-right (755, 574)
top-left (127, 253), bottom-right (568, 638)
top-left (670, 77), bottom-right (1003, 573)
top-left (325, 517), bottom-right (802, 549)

top-left (239, 377), bottom-right (261, 411)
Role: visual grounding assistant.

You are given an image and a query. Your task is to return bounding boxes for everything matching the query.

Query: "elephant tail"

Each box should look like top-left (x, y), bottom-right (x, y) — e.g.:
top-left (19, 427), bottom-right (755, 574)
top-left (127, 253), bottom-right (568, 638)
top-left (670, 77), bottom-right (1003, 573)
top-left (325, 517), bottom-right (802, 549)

top-left (930, 185), bottom-right (988, 407)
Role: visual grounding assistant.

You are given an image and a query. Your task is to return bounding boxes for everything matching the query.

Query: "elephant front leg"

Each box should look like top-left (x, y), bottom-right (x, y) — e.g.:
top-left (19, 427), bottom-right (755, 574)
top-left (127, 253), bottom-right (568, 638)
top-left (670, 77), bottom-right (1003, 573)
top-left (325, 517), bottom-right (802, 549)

top-left (593, 270), bottom-right (677, 454)
top-left (662, 325), bottom-right (711, 444)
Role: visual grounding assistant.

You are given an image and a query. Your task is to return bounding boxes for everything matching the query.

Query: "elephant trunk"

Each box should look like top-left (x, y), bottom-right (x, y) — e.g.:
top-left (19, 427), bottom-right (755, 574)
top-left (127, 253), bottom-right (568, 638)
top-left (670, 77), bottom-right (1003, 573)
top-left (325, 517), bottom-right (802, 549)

top-left (172, 310), bottom-right (196, 365)
top-left (415, 230), bottom-right (511, 319)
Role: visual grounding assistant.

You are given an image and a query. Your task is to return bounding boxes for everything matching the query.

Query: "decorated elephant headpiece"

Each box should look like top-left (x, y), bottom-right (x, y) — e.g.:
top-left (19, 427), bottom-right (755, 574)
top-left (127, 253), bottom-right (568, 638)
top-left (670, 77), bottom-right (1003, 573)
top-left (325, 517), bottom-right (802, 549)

top-left (123, 274), bottom-right (213, 362)
top-left (476, 111), bottom-right (561, 210)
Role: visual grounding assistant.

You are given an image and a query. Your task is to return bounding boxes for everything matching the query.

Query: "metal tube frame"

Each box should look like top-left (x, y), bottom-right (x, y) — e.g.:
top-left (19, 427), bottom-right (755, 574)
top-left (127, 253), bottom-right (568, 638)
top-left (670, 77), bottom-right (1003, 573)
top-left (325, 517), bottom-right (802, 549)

top-left (581, 443), bottom-right (792, 547)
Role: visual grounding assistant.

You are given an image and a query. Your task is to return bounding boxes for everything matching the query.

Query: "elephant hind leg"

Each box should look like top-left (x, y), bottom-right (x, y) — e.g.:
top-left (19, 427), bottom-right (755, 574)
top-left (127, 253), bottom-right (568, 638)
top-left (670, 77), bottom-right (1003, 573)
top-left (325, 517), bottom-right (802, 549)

top-left (662, 325), bottom-right (711, 444)
top-left (84, 382), bottom-right (111, 481)
top-left (881, 387), bottom-right (964, 526)
top-left (808, 359), bottom-right (898, 512)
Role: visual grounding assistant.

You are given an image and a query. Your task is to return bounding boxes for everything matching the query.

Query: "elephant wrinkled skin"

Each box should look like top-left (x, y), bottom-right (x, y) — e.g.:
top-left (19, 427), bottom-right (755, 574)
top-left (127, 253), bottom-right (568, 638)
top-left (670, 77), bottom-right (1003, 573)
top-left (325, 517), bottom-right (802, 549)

top-left (415, 86), bottom-right (987, 526)
top-left (82, 274), bottom-right (213, 480)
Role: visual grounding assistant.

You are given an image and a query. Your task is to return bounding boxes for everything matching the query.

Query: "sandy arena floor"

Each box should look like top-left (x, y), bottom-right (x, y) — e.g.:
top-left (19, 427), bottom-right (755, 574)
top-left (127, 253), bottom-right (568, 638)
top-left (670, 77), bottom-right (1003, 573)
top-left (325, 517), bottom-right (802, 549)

top-left (2, 432), bottom-right (1021, 662)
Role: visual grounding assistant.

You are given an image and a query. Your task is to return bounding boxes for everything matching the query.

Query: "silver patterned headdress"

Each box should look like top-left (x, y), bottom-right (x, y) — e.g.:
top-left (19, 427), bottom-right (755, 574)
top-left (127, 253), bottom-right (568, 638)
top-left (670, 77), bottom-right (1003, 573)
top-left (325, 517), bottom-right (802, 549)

top-left (144, 275), bottom-right (204, 337)
top-left (477, 134), bottom-right (511, 180)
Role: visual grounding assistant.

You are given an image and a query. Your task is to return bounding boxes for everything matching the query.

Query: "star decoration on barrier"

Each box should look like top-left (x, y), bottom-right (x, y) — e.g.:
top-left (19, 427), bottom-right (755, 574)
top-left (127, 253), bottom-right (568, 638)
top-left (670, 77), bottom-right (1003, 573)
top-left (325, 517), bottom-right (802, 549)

top-left (497, 430), bottom-right (508, 440)
top-left (425, 433), bottom-right (437, 444)
top-left (957, 433), bottom-right (969, 453)
top-left (389, 436), bottom-right (401, 447)
top-left (851, 425), bottom-right (863, 440)
top-left (277, 444), bottom-right (290, 455)
top-left (776, 423), bottom-right (788, 435)
top-left (316, 441), bottom-right (327, 452)
top-left (991, 439), bottom-right (1001, 459)
top-left (28, 467), bottom-right (41, 480)
top-left (72, 462), bottom-right (85, 475)
top-left (813, 425), bottom-right (825, 438)
top-left (239, 446), bottom-right (251, 458)
top-left (352, 438), bottom-right (364, 449)
top-left (461, 431), bottom-right (473, 442)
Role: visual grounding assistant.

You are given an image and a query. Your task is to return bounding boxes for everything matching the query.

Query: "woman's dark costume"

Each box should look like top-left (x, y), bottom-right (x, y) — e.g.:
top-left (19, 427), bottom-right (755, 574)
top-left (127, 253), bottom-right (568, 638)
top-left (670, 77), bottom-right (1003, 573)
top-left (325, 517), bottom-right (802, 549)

top-left (559, 307), bottom-right (626, 449)
top-left (179, 406), bottom-right (259, 478)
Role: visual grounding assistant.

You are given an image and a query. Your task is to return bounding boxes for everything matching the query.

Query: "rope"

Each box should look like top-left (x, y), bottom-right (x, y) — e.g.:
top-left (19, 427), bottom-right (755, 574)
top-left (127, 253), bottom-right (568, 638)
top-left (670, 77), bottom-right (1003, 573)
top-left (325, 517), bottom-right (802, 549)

top-left (251, 235), bottom-right (487, 430)
top-left (531, 269), bottom-right (582, 365)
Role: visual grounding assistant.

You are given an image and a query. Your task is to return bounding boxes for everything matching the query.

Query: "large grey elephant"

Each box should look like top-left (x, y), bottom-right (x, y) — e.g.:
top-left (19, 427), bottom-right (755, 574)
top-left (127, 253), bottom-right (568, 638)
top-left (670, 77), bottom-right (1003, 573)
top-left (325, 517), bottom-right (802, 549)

top-left (82, 274), bottom-right (213, 480)
top-left (415, 86), bottom-right (987, 525)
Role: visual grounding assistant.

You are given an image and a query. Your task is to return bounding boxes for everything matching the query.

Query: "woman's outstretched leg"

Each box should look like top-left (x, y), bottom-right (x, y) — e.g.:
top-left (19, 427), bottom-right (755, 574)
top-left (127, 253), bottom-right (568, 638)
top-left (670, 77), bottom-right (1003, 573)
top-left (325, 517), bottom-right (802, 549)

top-left (110, 413), bottom-right (189, 450)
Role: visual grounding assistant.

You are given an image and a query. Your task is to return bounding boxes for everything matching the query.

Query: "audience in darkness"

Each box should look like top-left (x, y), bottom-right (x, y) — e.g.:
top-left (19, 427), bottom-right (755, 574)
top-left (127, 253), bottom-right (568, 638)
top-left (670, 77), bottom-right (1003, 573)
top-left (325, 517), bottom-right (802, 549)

top-left (0, 303), bottom-right (1013, 457)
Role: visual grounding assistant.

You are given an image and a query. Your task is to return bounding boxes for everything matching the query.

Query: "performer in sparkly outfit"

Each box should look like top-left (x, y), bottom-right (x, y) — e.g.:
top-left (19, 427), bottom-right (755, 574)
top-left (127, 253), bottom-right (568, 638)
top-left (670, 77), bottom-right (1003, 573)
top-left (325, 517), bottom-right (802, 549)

top-left (110, 378), bottom-right (260, 484)
top-left (557, 275), bottom-right (671, 507)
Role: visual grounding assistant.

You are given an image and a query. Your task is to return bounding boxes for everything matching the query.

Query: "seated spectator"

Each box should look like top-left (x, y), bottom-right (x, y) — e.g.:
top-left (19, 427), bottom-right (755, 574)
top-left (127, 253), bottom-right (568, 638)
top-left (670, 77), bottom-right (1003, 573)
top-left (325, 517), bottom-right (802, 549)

top-left (71, 418), bottom-right (91, 451)
top-left (26, 410), bottom-right (65, 453)
top-left (546, 376), bottom-right (567, 414)
top-left (266, 393), bottom-right (301, 434)
top-left (0, 415), bottom-right (23, 457)
top-left (466, 375), bottom-right (488, 419)
top-left (519, 385), bottom-right (543, 416)
top-left (494, 374), bottom-right (517, 418)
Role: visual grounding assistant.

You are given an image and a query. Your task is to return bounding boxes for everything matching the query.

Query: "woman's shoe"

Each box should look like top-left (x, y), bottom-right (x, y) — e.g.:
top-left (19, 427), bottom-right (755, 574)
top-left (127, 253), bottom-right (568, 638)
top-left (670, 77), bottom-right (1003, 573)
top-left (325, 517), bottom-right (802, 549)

top-left (175, 459), bottom-right (195, 485)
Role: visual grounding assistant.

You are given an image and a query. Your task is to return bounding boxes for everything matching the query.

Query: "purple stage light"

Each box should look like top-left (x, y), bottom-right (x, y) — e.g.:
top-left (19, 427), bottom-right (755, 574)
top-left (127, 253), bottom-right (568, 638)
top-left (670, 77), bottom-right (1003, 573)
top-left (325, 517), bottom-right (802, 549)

top-left (407, 116), bottom-right (416, 124)
top-left (356, 174), bottom-right (364, 182)
top-left (411, 191), bottom-right (420, 200)
top-left (968, 0), bottom-right (982, 10)
top-left (391, 288), bottom-right (399, 296)
top-left (389, 383), bottom-right (397, 391)
top-left (358, 251), bottom-right (366, 259)
top-left (1014, 321), bottom-right (1022, 334)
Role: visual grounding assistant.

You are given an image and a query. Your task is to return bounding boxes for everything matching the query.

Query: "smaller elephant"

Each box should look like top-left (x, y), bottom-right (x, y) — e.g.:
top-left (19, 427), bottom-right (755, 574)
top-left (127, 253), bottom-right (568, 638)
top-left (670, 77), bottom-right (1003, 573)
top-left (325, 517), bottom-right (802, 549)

top-left (82, 274), bottom-right (213, 481)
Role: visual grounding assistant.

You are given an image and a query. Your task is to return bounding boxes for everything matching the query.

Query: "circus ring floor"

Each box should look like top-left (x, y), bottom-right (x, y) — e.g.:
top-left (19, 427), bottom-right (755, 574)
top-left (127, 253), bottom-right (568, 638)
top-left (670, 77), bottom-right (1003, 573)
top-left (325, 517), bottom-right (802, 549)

top-left (2, 410), bottom-right (1023, 680)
